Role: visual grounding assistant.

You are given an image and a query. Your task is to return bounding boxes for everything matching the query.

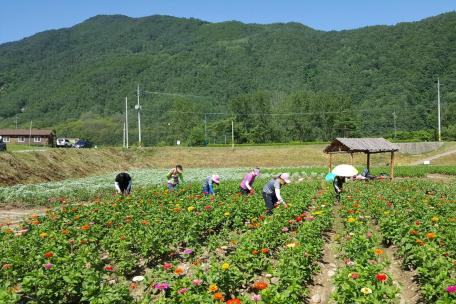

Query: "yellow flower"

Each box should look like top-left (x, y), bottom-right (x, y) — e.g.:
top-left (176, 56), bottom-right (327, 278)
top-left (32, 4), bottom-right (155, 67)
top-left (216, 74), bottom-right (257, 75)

top-left (312, 211), bottom-right (323, 215)
top-left (347, 217), bottom-right (356, 223)
top-left (187, 206), bottom-right (195, 212)
top-left (361, 287), bottom-right (372, 295)
top-left (224, 212), bottom-right (230, 216)
top-left (431, 216), bottom-right (439, 222)
top-left (39, 232), bottom-right (48, 239)
top-left (221, 263), bottom-right (230, 270)
top-left (208, 284), bottom-right (218, 292)
top-left (286, 242), bottom-right (298, 248)
top-left (383, 211), bottom-right (390, 215)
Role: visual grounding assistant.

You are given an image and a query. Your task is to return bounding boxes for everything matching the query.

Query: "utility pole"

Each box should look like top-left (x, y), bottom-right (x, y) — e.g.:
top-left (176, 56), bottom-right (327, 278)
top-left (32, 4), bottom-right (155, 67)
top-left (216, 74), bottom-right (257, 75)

top-left (29, 120), bottom-right (32, 147)
top-left (136, 84), bottom-right (142, 146)
top-left (437, 78), bottom-right (442, 142)
top-left (125, 97), bottom-right (129, 149)
top-left (392, 111), bottom-right (397, 139)
top-left (123, 122), bottom-right (126, 148)
top-left (204, 113), bottom-right (207, 146)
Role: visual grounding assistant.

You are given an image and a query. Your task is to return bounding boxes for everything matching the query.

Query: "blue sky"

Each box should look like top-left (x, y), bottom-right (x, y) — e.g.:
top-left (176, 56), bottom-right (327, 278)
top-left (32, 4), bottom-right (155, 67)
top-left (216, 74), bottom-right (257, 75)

top-left (1, 0), bottom-right (455, 44)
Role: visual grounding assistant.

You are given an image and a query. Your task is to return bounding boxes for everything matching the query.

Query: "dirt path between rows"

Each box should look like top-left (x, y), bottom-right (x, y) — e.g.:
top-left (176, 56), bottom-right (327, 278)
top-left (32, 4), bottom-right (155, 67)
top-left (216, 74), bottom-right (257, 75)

top-left (384, 245), bottom-right (421, 304)
top-left (307, 203), bottom-right (342, 304)
top-left (412, 149), bottom-right (456, 165)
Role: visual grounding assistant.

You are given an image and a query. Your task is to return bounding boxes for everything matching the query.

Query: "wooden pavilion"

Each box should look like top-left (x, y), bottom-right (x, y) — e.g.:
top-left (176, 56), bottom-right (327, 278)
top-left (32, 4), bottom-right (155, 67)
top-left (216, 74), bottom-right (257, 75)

top-left (323, 138), bottom-right (400, 179)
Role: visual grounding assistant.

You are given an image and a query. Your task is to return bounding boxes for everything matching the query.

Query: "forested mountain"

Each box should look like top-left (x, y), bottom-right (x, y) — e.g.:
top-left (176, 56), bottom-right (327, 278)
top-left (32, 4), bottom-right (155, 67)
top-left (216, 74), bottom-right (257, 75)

top-left (1, 12), bottom-right (456, 145)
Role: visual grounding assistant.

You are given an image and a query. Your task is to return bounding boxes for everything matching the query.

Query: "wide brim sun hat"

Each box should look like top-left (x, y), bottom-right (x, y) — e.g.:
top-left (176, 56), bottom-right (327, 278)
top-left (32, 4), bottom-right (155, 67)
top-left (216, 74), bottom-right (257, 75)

top-left (331, 164), bottom-right (358, 177)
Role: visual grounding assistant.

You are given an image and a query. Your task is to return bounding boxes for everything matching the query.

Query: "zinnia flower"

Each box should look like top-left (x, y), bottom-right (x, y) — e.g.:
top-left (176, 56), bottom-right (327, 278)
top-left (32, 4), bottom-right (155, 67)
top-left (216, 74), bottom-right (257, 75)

top-left (415, 239), bottom-right (425, 246)
top-left (177, 287), bottom-right (189, 294)
top-left (174, 267), bottom-right (184, 275)
top-left (349, 272), bottom-right (360, 279)
top-left (374, 249), bottom-right (384, 255)
top-left (213, 293), bottom-right (224, 301)
top-left (361, 287), bottom-right (372, 294)
top-left (192, 278), bottom-right (203, 286)
top-left (253, 281), bottom-right (268, 290)
top-left (409, 229), bottom-right (418, 235)
top-left (221, 263), bottom-right (230, 270)
top-left (39, 232), bottom-right (48, 239)
top-left (187, 206), bottom-right (195, 212)
top-left (81, 224), bottom-right (90, 231)
top-left (375, 273), bottom-right (388, 282)
top-left (104, 265), bottom-right (114, 271)
top-left (43, 251), bottom-right (54, 259)
top-left (261, 248), bottom-right (269, 254)
top-left (226, 298), bottom-right (241, 304)
top-left (347, 217), bottom-right (356, 223)
top-left (251, 294), bottom-right (261, 301)
top-left (426, 232), bottom-right (436, 239)
top-left (183, 248), bottom-right (193, 255)
top-left (447, 285), bottom-right (456, 294)
top-left (163, 263), bottom-right (173, 270)
top-left (286, 242), bottom-right (298, 248)
top-left (208, 284), bottom-right (219, 292)
top-left (2, 264), bottom-right (12, 270)
top-left (252, 249), bottom-right (259, 255)
top-left (431, 216), bottom-right (439, 222)
top-left (43, 263), bottom-right (53, 270)
top-left (153, 282), bottom-right (170, 290)
top-left (224, 212), bottom-right (230, 216)
top-left (282, 227), bottom-right (289, 232)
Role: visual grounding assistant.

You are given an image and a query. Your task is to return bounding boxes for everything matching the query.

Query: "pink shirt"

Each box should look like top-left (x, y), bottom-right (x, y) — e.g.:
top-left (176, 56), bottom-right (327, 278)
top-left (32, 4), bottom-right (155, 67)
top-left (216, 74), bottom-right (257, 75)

top-left (240, 172), bottom-right (256, 190)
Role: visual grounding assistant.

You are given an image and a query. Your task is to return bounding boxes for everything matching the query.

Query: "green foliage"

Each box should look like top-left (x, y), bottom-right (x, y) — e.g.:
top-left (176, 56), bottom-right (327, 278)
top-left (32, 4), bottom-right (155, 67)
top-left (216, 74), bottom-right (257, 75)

top-left (1, 13), bottom-right (456, 145)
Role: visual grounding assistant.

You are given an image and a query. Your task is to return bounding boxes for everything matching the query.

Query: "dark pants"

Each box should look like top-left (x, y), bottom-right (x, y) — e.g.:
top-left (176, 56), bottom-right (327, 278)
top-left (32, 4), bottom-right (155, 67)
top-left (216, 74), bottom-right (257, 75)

top-left (120, 183), bottom-right (131, 195)
top-left (262, 192), bottom-right (278, 214)
top-left (168, 183), bottom-right (178, 192)
top-left (334, 188), bottom-right (341, 202)
top-left (240, 187), bottom-right (250, 195)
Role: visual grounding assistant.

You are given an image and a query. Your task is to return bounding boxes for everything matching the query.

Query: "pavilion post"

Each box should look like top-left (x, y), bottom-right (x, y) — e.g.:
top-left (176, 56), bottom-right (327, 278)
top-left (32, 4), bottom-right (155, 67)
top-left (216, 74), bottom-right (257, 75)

top-left (390, 151), bottom-right (395, 180)
top-left (366, 152), bottom-right (371, 172)
top-left (350, 153), bottom-right (354, 165)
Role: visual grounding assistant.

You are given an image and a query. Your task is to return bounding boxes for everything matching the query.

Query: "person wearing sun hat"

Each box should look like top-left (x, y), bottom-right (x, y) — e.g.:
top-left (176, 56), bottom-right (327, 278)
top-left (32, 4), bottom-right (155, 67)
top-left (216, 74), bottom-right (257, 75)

top-left (202, 174), bottom-right (220, 195)
top-left (240, 167), bottom-right (261, 195)
top-left (262, 173), bottom-right (291, 214)
top-left (166, 165), bottom-right (184, 191)
top-left (114, 172), bottom-right (132, 195)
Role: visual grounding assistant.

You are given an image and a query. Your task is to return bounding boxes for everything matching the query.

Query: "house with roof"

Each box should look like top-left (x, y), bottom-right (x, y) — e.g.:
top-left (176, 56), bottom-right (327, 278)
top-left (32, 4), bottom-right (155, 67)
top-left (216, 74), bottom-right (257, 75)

top-left (0, 129), bottom-right (56, 146)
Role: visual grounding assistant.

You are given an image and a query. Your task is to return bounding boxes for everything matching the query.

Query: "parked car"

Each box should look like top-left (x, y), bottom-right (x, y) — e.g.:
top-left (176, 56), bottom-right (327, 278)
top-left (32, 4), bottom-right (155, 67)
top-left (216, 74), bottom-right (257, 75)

top-left (0, 136), bottom-right (6, 152)
top-left (56, 138), bottom-right (72, 148)
top-left (73, 139), bottom-right (92, 148)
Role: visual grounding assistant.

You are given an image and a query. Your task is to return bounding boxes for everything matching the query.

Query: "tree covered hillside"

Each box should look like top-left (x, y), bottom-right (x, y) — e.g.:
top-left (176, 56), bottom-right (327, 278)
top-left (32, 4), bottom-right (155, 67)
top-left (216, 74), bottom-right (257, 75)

top-left (1, 12), bottom-right (456, 145)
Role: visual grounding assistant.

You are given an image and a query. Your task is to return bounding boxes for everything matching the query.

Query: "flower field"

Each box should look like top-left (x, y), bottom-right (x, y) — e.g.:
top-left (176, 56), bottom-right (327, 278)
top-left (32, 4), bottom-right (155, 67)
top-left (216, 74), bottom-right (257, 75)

top-left (1, 176), bottom-right (455, 303)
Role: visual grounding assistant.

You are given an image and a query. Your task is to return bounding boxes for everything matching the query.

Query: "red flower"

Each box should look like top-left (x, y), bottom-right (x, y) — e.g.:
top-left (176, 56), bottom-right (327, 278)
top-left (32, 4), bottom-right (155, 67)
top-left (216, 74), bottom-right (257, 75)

top-left (261, 248), bottom-right (269, 254)
top-left (227, 298), bottom-right (241, 304)
top-left (104, 265), bottom-right (114, 271)
top-left (295, 216), bottom-right (303, 222)
top-left (375, 273), bottom-right (388, 282)
top-left (351, 272), bottom-right (360, 279)
top-left (163, 263), bottom-right (173, 270)
top-left (253, 281), bottom-right (268, 290)
top-left (409, 229), bottom-right (418, 235)
top-left (43, 252), bottom-right (54, 259)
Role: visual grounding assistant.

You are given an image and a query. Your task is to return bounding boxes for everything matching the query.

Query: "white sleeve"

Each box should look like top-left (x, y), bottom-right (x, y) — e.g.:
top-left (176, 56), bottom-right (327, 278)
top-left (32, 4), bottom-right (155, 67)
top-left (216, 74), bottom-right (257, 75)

top-left (275, 187), bottom-right (283, 202)
top-left (114, 182), bottom-right (121, 193)
top-left (245, 180), bottom-right (251, 190)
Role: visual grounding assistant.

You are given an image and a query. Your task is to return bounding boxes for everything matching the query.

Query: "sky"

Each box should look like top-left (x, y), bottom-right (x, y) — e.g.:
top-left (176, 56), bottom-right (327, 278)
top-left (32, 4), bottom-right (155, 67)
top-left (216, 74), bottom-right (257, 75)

top-left (1, 0), bottom-right (456, 44)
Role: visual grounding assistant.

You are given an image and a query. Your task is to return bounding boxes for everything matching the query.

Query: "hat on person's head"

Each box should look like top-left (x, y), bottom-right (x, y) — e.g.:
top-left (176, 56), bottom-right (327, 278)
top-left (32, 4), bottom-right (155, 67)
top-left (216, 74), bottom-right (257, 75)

top-left (253, 168), bottom-right (260, 176)
top-left (212, 175), bottom-right (220, 184)
top-left (279, 173), bottom-right (291, 184)
top-left (176, 165), bottom-right (183, 173)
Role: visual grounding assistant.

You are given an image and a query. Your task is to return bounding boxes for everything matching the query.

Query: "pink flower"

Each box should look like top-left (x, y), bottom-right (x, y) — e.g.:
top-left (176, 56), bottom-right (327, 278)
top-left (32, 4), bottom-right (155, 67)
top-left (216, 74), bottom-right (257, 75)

top-left (251, 294), bottom-right (261, 301)
top-left (153, 282), bottom-right (170, 290)
top-left (282, 227), bottom-right (289, 232)
top-left (163, 263), bottom-right (173, 270)
top-left (43, 263), bottom-right (53, 270)
top-left (447, 285), bottom-right (456, 294)
top-left (182, 248), bottom-right (193, 255)
top-left (177, 287), bottom-right (189, 294)
top-left (192, 279), bottom-right (203, 286)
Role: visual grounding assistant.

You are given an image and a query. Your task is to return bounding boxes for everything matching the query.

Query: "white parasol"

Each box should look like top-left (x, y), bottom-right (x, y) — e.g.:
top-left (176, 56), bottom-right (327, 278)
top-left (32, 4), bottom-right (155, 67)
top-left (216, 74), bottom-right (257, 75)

top-left (331, 164), bottom-right (358, 177)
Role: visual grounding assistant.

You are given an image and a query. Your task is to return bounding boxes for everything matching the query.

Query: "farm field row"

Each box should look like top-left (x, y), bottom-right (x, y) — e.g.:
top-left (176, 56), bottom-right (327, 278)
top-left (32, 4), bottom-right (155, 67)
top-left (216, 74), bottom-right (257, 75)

top-left (1, 165), bottom-right (456, 206)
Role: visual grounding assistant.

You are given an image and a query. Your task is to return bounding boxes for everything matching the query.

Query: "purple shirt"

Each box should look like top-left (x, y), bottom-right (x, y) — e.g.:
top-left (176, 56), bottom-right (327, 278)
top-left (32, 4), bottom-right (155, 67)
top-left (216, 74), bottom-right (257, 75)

top-left (240, 172), bottom-right (256, 190)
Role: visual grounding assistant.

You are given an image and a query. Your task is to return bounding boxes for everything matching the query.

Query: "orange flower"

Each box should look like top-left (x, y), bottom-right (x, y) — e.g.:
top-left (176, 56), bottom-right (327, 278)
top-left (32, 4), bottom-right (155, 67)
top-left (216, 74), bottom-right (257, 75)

top-left (141, 220), bottom-right (150, 225)
top-left (252, 249), bottom-right (259, 255)
top-left (213, 293), bottom-right (225, 301)
top-left (174, 267), bottom-right (184, 276)
top-left (374, 249), bottom-right (384, 255)
top-left (31, 220), bottom-right (40, 225)
top-left (253, 281), bottom-right (268, 290)
top-left (227, 298), bottom-right (241, 304)
top-left (409, 229), bottom-right (418, 235)
top-left (2, 264), bottom-right (12, 270)
top-left (426, 232), bottom-right (436, 239)
top-left (61, 229), bottom-right (70, 235)
top-left (415, 239), bottom-right (425, 246)
top-left (208, 284), bottom-right (218, 292)
top-left (261, 248), bottom-right (269, 254)
top-left (81, 224), bottom-right (90, 231)
top-left (106, 220), bottom-right (113, 227)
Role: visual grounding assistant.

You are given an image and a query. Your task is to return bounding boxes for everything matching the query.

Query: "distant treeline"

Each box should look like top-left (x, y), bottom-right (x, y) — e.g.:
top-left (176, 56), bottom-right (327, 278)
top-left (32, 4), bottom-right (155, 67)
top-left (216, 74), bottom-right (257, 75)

top-left (0, 13), bottom-right (455, 145)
